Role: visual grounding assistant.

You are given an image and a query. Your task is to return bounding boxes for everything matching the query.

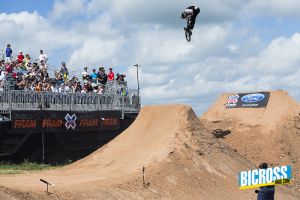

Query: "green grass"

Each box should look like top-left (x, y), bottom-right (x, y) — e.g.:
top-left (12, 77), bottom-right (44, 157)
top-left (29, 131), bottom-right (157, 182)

top-left (0, 160), bottom-right (62, 175)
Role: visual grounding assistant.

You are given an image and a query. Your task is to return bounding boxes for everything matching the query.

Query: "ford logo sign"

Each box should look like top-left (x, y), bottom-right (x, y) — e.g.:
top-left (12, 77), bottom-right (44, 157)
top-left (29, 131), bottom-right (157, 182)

top-left (241, 93), bottom-right (265, 103)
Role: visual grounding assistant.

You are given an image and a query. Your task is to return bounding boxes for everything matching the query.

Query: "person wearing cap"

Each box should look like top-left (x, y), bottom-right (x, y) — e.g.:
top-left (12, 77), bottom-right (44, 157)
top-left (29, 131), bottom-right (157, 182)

top-left (82, 66), bottom-right (89, 81)
top-left (107, 67), bottom-right (115, 81)
top-left (117, 74), bottom-right (126, 82)
top-left (60, 62), bottom-right (69, 81)
top-left (255, 163), bottom-right (275, 200)
top-left (97, 67), bottom-right (103, 78)
top-left (97, 67), bottom-right (107, 85)
top-left (17, 51), bottom-right (24, 63)
top-left (116, 73), bottom-right (120, 81)
top-left (5, 44), bottom-right (13, 63)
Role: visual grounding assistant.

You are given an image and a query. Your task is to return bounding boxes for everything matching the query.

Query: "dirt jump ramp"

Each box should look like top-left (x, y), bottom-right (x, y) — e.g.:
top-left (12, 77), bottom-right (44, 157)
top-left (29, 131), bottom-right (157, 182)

top-left (1, 104), bottom-right (299, 199)
top-left (201, 90), bottom-right (300, 193)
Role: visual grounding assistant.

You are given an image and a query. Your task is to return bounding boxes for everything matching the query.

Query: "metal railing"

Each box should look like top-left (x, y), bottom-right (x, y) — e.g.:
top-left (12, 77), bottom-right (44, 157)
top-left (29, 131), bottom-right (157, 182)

top-left (0, 90), bottom-right (140, 111)
top-left (0, 90), bottom-right (10, 114)
top-left (0, 71), bottom-right (141, 119)
top-left (0, 90), bottom-right (140, 121)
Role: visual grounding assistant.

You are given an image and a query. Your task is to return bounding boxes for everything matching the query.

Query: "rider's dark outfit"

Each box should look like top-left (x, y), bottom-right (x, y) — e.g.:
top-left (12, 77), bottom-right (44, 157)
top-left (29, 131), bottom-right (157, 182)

top-left (181, 6), bottom-right (200, 31)
top-left (257, 185), bottom-right (275, 200)
top-left (256, 163), bottom-right (275, 200)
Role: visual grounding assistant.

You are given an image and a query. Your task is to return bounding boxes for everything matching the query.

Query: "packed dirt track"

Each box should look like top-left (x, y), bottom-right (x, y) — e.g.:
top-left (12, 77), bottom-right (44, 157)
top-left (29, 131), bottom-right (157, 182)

top-left (1, 101), bottom-right (300, 199)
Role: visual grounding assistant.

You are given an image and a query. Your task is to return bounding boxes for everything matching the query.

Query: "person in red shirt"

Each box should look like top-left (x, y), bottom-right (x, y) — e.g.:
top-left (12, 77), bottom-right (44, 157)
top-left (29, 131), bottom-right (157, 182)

top-left (107, 67), bottom-right (115, 81)
top-left (17, 51), bottom-right (24, 63)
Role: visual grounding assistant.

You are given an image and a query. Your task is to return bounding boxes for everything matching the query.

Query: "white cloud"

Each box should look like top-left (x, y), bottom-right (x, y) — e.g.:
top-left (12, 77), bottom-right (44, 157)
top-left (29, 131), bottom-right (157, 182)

top-left (49, 0), bottom-right (87, 20)
top-left (68, 37), bottom-right (126, 70)
top-left (227, 44), bottom-right (239, 53)
top-left (200, 0), bottom-right (246, 22)
top-left (0, 11), bottom-right (124, 71)
top-left (136, 32), bottom-right (300, 114)
top-left (87, 0), bottom-right (245, 25)
top-left (133, 24), bottom-right (230, 66)
top-left (242, 33), bottom-right (300, 75)
top-left (0, 12), bottom-right (74, 60)
top-left (2, 1), bottom-right (300, 115)
top-left (244, 0), bottom-right (300, 16)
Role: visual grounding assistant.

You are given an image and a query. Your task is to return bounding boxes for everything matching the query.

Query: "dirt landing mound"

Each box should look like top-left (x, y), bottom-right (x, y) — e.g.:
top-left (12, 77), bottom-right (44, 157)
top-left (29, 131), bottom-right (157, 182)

top-left (201, 90), bottom-right (300, 192)
top-left (1, 105), bottom-right (299, 199)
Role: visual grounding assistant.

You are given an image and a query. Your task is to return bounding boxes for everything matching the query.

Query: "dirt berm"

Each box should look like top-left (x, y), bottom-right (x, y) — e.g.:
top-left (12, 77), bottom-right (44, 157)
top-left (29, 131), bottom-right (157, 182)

top-left (201, 90), bottom-right (300, 193)
top-left (1, 104), bottom-right (299, 199)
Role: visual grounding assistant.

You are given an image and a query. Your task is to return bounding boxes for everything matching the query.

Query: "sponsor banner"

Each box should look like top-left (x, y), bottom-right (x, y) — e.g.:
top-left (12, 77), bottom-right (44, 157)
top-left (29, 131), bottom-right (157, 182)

top-left (226, 92), bottom-right (270, 108)
top-left (239, 165), bottom-right (292, 190)
top-left (11, 110), bottom-right (120, 133)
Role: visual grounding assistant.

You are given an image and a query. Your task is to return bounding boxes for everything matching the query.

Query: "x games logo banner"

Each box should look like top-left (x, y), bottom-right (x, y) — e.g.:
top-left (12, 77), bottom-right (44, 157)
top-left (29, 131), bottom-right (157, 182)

top-left (226, 92), bottom-right (270, 108)
top-left (11, 110), bottom-right (121, 133)
top-left (227, 95), bottom-right (239, 104)
top-left (65, 114), bottom-right (77, 130)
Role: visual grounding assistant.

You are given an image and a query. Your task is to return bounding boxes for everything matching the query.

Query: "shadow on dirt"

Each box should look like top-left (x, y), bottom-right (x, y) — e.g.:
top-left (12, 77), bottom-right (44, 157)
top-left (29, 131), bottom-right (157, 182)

top-left (211, 129), bottom-right (231, 139)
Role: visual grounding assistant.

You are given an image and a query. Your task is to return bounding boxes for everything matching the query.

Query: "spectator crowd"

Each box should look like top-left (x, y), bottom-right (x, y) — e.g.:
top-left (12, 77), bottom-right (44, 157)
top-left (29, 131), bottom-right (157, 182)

top-left (0, 44), bottom-right (127, 94)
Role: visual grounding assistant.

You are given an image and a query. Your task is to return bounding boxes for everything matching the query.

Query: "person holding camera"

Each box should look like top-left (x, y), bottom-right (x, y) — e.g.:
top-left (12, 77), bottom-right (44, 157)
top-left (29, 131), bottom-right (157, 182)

top-left (255, 163), bottom-right (275, 200)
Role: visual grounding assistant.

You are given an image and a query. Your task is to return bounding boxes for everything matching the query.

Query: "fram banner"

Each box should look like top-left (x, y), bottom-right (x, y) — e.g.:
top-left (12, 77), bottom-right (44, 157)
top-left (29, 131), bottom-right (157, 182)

top-left (239, 165), bottom-right (292, 190)
top-left (226, 92), bottom-right (270, 108)
top-left (11, 110), bottom-right (120, 133)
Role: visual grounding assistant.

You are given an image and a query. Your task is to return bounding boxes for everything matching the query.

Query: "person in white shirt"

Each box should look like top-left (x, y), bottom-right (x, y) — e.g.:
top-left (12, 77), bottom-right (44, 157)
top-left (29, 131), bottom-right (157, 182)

top-left (39, 50), bottom-right (48, 64)
top-left (40, 60), bottom-right (47, 71)
top-left (58, 84), bottom-right (65, 93)
top-left (0, 71), bottom-right (6, 81)
top-left (93, 87), bottom-right (98, 93)
top-left (64, 84), bottom-right (71, 93)
top-left (51, 86), bottom-right (58, 93)
top-left (98, 86), bottom-right (104, 94)
top-left (82, 66), bottom-right (89, 80)
top-left (81, 88), bottom-right (87, 93)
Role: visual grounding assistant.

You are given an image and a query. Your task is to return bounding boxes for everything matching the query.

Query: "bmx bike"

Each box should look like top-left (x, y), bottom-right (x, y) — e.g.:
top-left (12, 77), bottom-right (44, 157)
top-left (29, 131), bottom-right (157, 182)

top-left (184, 19), bottom-right (192, 42)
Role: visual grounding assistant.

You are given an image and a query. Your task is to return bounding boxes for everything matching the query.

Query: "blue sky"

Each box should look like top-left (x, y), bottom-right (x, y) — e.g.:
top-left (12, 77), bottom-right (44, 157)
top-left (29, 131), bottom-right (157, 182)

top-left (1, 0), bottom-right (300, 115)
top-left (0, 0), bottom-right (53, 15)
